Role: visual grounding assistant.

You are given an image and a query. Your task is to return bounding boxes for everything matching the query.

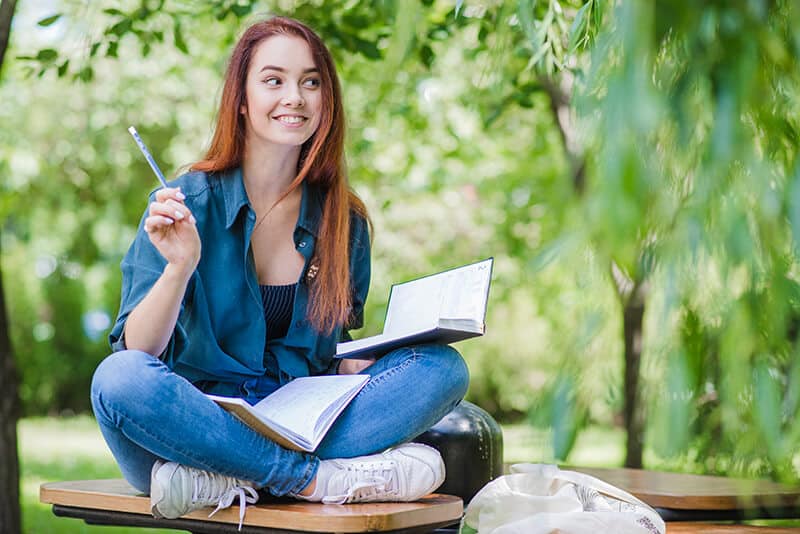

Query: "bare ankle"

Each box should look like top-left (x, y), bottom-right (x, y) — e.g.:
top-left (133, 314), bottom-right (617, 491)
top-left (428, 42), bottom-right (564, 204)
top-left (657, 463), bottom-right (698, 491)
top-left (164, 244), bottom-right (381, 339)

top-left (299, 476), bottom-right (316, 497)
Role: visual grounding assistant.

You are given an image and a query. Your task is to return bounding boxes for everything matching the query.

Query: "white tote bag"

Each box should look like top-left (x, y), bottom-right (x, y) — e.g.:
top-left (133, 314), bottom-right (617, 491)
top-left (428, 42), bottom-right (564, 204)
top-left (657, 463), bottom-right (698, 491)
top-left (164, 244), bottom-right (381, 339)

top-left (461, 464), bottom-right (666, 534)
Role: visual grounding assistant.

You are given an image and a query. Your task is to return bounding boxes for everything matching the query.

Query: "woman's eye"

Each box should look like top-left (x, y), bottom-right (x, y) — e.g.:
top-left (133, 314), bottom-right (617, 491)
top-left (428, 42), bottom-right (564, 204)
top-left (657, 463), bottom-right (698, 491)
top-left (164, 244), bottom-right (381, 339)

top-left (264, 77), bottom-right (281, 86)
top-left (303, 78), bottom-right (320, 88)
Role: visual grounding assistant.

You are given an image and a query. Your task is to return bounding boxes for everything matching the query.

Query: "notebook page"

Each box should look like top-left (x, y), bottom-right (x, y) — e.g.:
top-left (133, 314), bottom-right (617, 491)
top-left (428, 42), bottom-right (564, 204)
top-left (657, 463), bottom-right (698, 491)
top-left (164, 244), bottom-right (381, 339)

top-left (253, 375), bottom-right (367, 441)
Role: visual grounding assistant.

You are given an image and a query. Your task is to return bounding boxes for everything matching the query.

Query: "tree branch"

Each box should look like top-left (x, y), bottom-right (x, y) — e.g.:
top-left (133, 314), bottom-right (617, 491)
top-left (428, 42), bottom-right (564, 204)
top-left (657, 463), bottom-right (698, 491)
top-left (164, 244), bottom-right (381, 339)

top-left (539, 74), bottom-right (586, 194)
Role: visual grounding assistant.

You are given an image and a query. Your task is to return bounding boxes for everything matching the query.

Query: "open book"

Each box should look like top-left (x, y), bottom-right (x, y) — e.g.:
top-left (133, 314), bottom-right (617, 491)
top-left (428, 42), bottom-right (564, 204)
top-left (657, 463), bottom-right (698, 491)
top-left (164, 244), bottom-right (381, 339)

top-left (206, 374), bottom-right (369, 452)
top-left (336, 258), bottom-right (493, 360)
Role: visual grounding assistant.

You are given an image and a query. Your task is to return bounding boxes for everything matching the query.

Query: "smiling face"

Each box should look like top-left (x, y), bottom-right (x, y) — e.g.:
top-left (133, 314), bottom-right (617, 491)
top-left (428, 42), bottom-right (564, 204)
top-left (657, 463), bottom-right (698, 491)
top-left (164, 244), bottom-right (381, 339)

top-left (241, 34), bottom-right (323, 153)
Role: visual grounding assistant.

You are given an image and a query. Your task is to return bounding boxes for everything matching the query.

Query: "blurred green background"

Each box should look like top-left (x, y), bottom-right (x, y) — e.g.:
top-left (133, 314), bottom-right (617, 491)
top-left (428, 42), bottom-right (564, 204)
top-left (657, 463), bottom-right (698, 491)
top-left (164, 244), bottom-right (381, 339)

top-left (3, 0), bottom-right (800, 530)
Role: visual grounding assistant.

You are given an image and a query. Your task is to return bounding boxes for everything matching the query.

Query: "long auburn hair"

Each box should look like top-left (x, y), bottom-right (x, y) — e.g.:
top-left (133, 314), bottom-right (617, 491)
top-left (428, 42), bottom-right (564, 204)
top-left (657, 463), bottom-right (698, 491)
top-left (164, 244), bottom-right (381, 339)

top-left (192, 16), bottom-right (369, 334)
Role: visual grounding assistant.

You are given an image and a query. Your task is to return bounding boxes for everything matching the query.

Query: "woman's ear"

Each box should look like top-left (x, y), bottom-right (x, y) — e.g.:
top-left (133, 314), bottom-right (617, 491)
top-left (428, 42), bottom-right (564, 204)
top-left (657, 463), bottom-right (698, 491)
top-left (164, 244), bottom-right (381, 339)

top-left (240, 105), bottom-right (247, 115)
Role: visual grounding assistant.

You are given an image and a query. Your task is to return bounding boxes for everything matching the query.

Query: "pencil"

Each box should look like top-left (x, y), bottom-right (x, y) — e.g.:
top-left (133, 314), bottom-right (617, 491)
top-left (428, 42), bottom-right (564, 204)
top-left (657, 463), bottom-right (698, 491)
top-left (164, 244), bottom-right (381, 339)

top-left (128, 126), bottom-right (169, 189)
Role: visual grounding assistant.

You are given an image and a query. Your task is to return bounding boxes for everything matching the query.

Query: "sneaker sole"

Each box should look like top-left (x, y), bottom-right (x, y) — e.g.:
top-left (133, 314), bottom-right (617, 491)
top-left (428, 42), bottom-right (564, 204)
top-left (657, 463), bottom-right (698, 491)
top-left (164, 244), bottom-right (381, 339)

top-left (388, 443), bottom-right (446, 500)
top-left (150, 459), bottom-right (175, 518)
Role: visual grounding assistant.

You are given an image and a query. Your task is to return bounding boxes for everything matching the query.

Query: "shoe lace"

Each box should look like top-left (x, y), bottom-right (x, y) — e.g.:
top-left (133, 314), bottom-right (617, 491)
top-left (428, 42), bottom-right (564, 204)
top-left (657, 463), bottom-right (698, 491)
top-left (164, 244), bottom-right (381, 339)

top-left (190, 469), bottom-right (258, 530)
top-left (322, 460), bottom-right (400, 504)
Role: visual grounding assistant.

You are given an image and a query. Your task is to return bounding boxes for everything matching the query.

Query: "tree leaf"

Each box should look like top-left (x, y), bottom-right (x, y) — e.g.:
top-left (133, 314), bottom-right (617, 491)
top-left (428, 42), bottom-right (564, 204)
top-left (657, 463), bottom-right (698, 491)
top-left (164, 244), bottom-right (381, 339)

top-left (77, 66), bottom-right (94, 83)
top-left (174, 22), bottom-right (189, 54)
top-left (353, 37), bottom-right (382, 60)
top-left (551, 375), bottom-right (583, 460)
top-left (789, 162), bottom-right (800, 252)
top-left (568, 2), bottom-right (591, 52)
top-left (419, 44), bottom-right (434, 67)
top-left (230, 4), bottom-right (252, 18)
top-left (133, 6), bottom-right (151, 20)
top-left (754, 360), bottom-right (784, 460)
top-left (106, 41), bottom-right (119, 58)
top-left (107, 18), bottom-right (132, 37)
top-left (36, 49), bottom-right (58, 62)
top-left (57, 60), bottom-right (69, 78)
top-left (37, 14), bottom-right (62, 27)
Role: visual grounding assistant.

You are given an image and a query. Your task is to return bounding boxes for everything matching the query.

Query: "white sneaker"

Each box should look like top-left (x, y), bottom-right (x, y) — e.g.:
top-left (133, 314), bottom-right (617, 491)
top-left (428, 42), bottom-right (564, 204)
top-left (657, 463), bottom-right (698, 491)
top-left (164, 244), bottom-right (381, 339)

top-left (150, 460), bottom-right (259, 529)
top-left (302, 443), bottom-right (445, 504)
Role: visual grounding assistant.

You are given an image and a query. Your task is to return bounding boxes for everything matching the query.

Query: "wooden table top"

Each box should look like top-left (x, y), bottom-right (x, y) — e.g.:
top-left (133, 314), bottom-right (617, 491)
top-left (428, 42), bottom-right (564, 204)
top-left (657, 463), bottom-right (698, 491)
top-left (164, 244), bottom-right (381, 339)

top-left (569, 467), bottom-right (800, 511)
top-left (40, 479), bottom-right (463, 532)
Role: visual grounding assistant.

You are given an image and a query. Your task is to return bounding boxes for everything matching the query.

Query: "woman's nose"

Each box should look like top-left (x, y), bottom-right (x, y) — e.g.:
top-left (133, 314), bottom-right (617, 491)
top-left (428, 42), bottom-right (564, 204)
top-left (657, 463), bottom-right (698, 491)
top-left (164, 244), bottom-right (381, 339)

top-left (281, 87), bottom-right (305, 107)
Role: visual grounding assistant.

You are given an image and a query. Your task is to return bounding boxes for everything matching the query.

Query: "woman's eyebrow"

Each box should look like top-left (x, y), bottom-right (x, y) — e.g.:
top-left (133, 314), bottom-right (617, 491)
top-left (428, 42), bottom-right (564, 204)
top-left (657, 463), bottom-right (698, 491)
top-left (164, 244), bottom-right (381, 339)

top-left (259, 65), bottom-right (319, 74)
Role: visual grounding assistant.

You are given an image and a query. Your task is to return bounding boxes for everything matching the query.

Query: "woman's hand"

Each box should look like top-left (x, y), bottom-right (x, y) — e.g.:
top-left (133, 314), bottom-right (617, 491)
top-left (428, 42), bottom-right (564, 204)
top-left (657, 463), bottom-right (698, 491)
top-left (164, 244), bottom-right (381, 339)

top-left (145, 187), bottom-right (201, 277)
top-left (338, 358), bottom-right (375, 375)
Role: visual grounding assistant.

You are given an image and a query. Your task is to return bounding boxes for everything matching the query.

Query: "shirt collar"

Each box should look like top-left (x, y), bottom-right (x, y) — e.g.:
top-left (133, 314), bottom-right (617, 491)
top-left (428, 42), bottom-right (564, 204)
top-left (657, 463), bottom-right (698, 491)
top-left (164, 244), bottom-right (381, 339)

top-left (222, 167), bottom-right (250, 230)
top-left (297, 180), bottom-right (324, 237)
top-left (221, 167), bottom-right (324, 236)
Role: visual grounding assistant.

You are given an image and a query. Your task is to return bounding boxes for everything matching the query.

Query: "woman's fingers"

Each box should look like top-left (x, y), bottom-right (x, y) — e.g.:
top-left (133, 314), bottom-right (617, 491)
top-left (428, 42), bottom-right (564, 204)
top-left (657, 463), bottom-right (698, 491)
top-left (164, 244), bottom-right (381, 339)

top-left (143, 215), bottom-right (175, 233)
top-left (149, 199), bottom-right (196, 224)
top-left (152, 187), bottom-right (196, 223)
top-left (155, 187), bottom-right (186, 204)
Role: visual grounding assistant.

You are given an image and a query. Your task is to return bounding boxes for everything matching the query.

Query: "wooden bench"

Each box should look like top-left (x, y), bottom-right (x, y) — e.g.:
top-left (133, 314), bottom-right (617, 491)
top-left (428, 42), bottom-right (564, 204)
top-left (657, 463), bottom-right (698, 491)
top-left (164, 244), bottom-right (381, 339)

top-left (571, 467), bottom-right (800, 522)
top-left (41, 467), bottom-right (800, 533)
top-left (40, 479), bottom-right (463, 533)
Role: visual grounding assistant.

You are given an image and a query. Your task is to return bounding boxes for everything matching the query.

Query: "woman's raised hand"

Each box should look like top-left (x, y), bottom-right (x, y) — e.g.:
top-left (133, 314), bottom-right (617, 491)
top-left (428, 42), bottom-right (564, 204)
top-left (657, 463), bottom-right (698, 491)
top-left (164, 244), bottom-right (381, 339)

top-left (145, 188), bottom-right (201, 277)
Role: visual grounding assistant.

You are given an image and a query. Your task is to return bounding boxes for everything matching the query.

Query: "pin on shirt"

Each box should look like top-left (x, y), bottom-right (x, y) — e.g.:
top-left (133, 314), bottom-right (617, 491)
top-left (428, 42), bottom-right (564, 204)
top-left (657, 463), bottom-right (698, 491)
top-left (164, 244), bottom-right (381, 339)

top-left (305, 261), bottom-right (320, 284)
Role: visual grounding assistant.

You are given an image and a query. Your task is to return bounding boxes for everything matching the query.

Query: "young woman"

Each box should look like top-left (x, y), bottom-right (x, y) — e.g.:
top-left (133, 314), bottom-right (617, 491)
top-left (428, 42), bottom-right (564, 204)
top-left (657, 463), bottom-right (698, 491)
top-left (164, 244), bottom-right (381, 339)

top-left (90, 16), bottom-right (469, 525)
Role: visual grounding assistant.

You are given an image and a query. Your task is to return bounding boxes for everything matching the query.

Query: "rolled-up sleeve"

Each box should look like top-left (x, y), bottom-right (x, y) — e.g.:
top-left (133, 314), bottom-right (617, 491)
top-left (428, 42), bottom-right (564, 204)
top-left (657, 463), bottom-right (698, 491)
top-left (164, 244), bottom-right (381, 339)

top-left (109, 199), bottom-right (174, 355)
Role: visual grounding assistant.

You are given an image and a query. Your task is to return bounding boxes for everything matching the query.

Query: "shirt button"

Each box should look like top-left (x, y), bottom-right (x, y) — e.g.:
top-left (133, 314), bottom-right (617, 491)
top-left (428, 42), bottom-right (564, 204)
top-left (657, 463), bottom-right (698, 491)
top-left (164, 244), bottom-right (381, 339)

top-left (298, 241), bottom-right (307, 248)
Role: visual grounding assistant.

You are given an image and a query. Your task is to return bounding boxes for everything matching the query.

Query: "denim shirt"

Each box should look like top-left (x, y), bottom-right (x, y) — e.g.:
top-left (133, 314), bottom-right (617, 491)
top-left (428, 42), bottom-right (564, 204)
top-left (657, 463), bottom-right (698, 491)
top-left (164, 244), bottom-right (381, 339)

top-left (109, 167), bottom-right (371, 388)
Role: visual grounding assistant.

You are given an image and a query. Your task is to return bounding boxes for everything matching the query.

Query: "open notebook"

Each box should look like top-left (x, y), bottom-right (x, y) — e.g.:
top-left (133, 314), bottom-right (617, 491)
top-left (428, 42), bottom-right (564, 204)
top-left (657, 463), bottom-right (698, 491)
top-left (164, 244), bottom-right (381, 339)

top-left (206, 374), bottom-right (369, 452)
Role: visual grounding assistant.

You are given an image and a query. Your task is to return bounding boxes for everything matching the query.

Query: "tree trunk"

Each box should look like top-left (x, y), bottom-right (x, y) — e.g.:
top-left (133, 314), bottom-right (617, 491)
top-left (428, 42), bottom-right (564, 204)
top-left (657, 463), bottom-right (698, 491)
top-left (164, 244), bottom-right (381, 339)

top-left (622, 285), bottom-right (646, 468)
top-left (0, 0), bottom-right (15, 70)
top-left (0, 243), bottom-right (21, 533)
top-left (0, 1), bottom-right (22, 532)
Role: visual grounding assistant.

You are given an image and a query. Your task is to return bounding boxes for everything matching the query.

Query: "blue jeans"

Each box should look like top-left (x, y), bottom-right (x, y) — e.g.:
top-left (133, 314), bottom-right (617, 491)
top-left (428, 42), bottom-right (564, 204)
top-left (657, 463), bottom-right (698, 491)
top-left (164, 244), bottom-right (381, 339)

top-left (90, 344), bottom-right (468, 497)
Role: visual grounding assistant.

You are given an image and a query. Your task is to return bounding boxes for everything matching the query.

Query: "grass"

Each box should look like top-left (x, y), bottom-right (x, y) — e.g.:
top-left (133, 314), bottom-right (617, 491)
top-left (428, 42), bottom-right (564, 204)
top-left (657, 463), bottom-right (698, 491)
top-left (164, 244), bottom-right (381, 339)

top-left (20, 416), bottom-right (169, 534)
top-left (502, 423), bottom-right (626, 466)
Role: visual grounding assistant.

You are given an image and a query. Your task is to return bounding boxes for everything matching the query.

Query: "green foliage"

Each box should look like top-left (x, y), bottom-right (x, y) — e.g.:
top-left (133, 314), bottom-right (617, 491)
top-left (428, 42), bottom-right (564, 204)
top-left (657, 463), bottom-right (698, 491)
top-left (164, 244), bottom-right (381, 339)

top-left (549, 0), bottom-right (800, 477)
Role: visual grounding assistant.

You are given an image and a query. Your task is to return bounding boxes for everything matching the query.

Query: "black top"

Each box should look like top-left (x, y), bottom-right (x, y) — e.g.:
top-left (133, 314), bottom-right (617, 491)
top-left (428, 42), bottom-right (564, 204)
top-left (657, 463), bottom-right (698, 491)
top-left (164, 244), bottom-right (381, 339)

top-left (259, 283), bottom-right (297, 342)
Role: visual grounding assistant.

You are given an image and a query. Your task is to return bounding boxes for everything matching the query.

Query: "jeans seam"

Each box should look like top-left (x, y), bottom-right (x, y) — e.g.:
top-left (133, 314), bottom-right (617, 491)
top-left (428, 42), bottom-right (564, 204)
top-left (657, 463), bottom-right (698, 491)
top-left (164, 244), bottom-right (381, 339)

top-left (359, 346), bottom-right (420, 393)
top-left (287, 458), bottom-right (319, 496)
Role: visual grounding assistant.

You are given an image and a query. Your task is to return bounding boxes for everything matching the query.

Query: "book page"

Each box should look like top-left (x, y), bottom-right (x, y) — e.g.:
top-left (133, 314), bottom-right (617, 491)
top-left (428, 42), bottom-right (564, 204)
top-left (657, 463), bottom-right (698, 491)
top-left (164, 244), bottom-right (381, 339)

top-left (383, 275), bottom-right (444, 335)
top-left (384, 259), bottom-right (493, 335)
top-left (438, 259), bottom-right (492, 323)
top-left (252, 375), bottom-right (368, 443)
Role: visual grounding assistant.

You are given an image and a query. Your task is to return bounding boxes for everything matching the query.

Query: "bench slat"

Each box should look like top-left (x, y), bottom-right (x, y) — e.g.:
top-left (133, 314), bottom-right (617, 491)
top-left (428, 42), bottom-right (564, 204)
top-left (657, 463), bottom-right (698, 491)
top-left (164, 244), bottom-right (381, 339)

top-left (572, 467), bottom-right (800, 511)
